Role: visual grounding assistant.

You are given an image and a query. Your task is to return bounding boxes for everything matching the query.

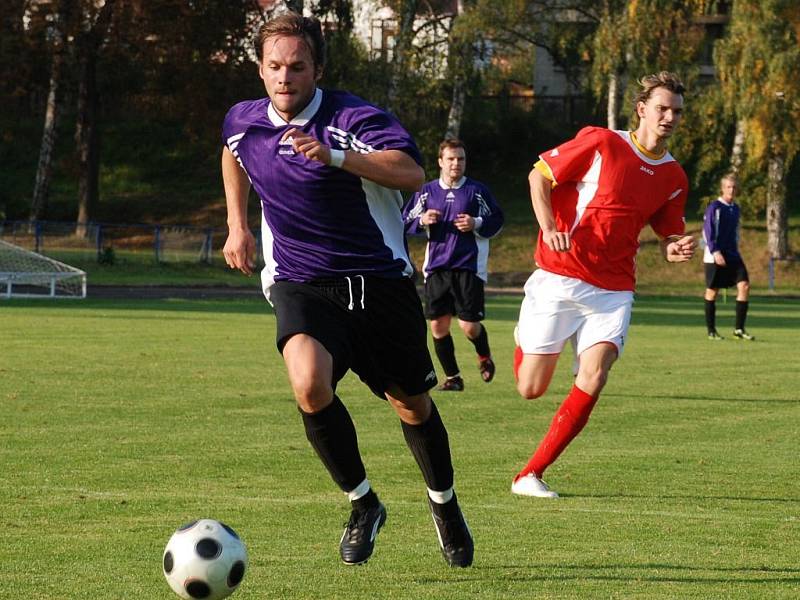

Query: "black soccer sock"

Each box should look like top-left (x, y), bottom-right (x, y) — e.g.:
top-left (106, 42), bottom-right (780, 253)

top-left (400, 401), bottom-right (454, 492)
top-left (300, 395), bottom-right (367, 493)
top-left (433, 334), bottom-right (460, 378)
top-left (704, 299), bottom-right (717, 333)
top-left (736, 300), bottom-right (749, 331)
top-left (467, 323), bottom-right (491, 358)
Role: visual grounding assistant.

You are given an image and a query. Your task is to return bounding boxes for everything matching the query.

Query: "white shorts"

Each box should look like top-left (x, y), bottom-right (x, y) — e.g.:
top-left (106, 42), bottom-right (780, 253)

top-left (516, 269), bottom-right (634, 359)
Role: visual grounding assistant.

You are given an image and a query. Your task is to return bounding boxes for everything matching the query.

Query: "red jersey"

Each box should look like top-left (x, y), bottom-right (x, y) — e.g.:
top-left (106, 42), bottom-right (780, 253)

top-left (535, 127), bottom-right (688, 291)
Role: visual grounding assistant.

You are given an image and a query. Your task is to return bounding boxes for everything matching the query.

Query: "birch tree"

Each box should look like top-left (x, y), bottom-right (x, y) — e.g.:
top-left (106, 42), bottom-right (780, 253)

top-left (30, 0), bottom-right (74, 221)
top-left (716, 0), bottom-right (800, 258)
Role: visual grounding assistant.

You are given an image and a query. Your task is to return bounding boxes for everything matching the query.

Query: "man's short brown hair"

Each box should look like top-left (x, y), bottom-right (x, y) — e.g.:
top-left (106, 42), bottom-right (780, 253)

top-left (254, 12), bottom-right (325, 70)
top-left (439, 138), bottom-right (466, 157)
top-left (633, 71), bottom-right (686, 108)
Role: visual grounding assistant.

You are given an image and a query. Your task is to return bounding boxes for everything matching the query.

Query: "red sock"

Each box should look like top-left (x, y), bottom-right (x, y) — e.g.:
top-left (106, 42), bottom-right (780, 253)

top-left (513, 346), bottom-right (524, 382)
top-left (515, 385), bottom-right (598, 480)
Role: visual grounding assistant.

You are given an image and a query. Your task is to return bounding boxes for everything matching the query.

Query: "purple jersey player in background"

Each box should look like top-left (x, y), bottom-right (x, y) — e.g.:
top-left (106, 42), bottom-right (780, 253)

top-left (220, 13), bottom-right (472, 568)
top-left (403, 139), bottom-right (504, 391)
top-left (703, 172), bottom-right (754, 340)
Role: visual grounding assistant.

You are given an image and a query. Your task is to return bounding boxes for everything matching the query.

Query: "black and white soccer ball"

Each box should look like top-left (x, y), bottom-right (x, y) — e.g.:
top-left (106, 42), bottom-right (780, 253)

top-left (162, 519), bottom-right (248, 600)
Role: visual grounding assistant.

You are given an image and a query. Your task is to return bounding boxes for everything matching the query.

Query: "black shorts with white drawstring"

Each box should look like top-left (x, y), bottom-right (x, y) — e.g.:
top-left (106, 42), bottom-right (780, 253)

top-left (270, 276), bottom-right (438, 399)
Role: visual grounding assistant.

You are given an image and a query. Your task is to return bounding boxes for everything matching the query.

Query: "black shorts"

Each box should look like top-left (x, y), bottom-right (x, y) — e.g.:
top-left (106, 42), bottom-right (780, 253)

top-left (424, 269), bottom-right (485, 321)
top-left (705, 259), bottom-right (749, 289)
top-left (270, 276), bottom-right (437, 399)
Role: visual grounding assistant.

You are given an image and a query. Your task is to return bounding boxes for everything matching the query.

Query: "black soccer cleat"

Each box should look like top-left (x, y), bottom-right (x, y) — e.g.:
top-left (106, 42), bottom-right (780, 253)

top-left (478, 356), bottom-right (495, 383)
top-left (429, 495), bottom-right (474, 568)
top-left (439, 376), bottom-right (464, 392)
top-left (339, 502), bottom-right (387, 565)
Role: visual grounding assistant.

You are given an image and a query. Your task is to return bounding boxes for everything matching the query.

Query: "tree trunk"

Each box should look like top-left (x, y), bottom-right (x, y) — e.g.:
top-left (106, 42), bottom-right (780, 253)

top-left (766, 146), bottom-right (789, 259)
top-left (730, 118), bottom-right (746, 173)
top-left (386, 0), bottom-right (418, 114)
top-left (75, 40), bottom-right (98, 237)
top-left (73, 0), bottom-right (116, 237)
top-left (443, 0), bottom-right (466, 139)
top-left (30, 0), bottom-right (73, 221)
top-left (445, 78), bottom-right (465, 139)
top-left (606, 71), bottom-right (618, 130)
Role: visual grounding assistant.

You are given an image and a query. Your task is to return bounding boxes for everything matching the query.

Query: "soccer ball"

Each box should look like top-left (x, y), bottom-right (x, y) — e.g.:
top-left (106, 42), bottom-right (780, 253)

top-left (162, 519), bottom-right (248, 600)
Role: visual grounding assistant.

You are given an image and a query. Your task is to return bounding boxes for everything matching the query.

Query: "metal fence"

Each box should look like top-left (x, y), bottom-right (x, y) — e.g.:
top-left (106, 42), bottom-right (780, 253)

top-left (0, 220), bottom-right (238, 264)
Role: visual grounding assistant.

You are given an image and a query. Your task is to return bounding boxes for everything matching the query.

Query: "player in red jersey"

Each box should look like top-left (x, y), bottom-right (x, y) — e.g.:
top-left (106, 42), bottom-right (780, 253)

top-left (511, 72), bottom-right (696, 498)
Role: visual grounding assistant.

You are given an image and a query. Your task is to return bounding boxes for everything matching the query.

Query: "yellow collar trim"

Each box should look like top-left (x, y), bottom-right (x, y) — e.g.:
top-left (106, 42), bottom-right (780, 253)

top-left (630, 132), bottom-right (666, 160)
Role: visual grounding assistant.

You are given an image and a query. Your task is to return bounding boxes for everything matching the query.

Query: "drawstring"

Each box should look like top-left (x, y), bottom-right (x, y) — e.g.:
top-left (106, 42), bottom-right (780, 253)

top-left (346, 276), bottom-right (354, 310)
top-left (344, 275), bottom-right (366, 311)
top-left (357, 275), bottom-right (365, 309)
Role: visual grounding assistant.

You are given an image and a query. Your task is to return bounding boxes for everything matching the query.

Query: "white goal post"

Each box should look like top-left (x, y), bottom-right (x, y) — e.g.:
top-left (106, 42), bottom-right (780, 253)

top-left (0, 240), bottom-right (87, 299)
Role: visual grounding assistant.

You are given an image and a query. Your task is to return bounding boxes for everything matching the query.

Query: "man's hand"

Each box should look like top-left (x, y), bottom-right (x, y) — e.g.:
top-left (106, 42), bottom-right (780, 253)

top-left (542, 229), bottom-right (570, 252)
top-left (420, 209), bottom-right (442, 226)
top-left (664, 235), bottom-right (696, 263)
top-left (713, 251), bottom-right (727, 267)
top-left (453, 213), bottom-right (475, 232)
top-left (223, 227), bottom-right (257, 275)
top-left (284, 127), bottom-right (332, 165)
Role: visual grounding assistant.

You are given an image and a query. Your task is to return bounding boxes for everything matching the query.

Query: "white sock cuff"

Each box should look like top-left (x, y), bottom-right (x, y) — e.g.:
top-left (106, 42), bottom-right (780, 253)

top-left (346, 479), bottom-right (371, 502)
top-left (427, 487), bottom-right (454, 504)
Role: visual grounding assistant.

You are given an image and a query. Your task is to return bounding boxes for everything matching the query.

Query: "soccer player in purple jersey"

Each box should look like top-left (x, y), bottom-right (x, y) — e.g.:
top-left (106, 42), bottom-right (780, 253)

top-left (703, 173), bottom-right (754, 340)
top-left (220, 13), bottom-right (472, 568)
top-left (403, 139), bottom-right (504, 391)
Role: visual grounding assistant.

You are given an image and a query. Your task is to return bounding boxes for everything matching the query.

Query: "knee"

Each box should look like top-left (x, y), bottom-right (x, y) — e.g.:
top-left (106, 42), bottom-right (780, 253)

top-left (291, 376), bottom-right (333, 413)
top-left (459, 320), bottom-right (481, 338)
top-left (576, 368), bottom-right (608, 397)
top-left (517, 380), bottom-right (547, 400)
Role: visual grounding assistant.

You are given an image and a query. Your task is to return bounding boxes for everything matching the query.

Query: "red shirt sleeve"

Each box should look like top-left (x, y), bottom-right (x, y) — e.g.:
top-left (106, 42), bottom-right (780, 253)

top-left (539, 127), bottom-right (603, 185)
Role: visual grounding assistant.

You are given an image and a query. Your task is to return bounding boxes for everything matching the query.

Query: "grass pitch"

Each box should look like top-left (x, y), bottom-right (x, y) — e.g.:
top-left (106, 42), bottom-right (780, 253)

top-left (1, 294), bottom-right (799, 599)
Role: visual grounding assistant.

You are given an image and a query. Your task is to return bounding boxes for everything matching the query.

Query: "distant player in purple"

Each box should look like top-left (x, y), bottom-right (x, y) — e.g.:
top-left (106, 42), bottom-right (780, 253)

top-left (703, 172), bottom-right (754, 340)
top-left (220, 13), bottom-right (472, 568)
top-left (403, 139), bottom-right (504, 391)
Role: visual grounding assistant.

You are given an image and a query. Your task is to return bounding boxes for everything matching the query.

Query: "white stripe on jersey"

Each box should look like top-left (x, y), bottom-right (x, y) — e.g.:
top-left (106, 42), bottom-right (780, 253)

top-left (361, 178), bottom-right (413, 277)
top-left (569, 150), bottom-right (602, 234)
top-left (260, 211), bottom-right (280, 302)
top-left (326, 126), bottom-right (376, 154)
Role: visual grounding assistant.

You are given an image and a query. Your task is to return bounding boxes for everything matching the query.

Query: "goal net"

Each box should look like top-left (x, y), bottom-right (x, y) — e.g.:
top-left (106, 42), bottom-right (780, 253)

top-left (0, 240), bottom-right (87, 299)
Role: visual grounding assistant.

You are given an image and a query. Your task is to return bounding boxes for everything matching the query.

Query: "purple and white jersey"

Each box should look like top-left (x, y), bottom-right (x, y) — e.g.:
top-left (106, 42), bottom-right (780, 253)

top-left (703, 198), bottom-right (741, 263)
top-left (222, 88), bottom-right (423, 297)
top-left (403, 177), bottom-right (504, 281)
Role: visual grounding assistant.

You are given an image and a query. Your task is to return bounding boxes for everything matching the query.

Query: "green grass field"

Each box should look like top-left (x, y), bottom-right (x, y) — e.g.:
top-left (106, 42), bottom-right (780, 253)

top-left (2, 294), bottom-right (799, 599)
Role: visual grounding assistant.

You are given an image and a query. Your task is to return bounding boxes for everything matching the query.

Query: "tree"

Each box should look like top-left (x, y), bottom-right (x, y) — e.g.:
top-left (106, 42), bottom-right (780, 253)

top-left (385, 0), bottom-right (419, 114)
top-left (74, 0), bottom-right (117, 235)
top-left (444, 0), bottom-right (467, 139)
top-left (30, 0), bottom-right (75, 221)
top-left (716, 0), bottom-right (800, 258)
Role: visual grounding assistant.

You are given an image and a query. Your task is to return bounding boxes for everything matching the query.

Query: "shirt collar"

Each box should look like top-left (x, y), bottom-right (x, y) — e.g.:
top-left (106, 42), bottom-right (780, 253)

top-left (267, 88), bottom-right (322, 127)
top-left (438, 176), bottom-right (466, 189)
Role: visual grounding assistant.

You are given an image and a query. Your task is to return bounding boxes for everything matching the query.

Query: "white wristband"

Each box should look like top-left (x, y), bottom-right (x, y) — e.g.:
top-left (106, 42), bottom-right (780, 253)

top-left (329, 149), bottom-right (346, 168)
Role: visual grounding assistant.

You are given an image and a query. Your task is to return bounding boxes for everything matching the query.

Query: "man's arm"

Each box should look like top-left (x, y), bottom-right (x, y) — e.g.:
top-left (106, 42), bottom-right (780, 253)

top-left (529, 167), bottom-right (570, 252)
top-left (221, 146), bottom-right (257, 275)
top-left (286, 128), bottom-right (424, 191)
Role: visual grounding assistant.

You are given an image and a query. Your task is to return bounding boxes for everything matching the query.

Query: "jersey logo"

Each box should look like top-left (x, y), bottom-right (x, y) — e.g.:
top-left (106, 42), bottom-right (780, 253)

top-left (445, 191), bottom-right (455, 202)
top-left (640, 165), bottom-right (654, 175)
top-left (668, 188), bottom-right (683, 200)
top-left (550, 149), bottom-right (560, 157)
top-left (278, 136), bottom-right (295, 156)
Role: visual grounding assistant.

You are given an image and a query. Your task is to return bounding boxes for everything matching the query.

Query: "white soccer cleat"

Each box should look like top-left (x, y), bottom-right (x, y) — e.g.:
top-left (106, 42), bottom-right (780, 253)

top-left (511, 474), bottom-right (559, 498)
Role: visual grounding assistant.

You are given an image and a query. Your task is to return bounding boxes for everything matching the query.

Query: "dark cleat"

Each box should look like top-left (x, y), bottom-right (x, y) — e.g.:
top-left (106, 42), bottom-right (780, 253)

top-left (339, 503), bottom-right (387, 565)
top-left (478, 356), bottom-right (495, 383)
top-left (429, 495), bottom-right (473, 568)
top-left (438, 376), bottom-right (464, 392)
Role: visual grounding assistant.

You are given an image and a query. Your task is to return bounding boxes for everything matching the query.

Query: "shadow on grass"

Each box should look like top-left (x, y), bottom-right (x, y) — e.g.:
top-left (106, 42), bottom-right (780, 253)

top-left (421, 563), bottom-right (800, 586)
top-left (609, 393), bottom-right (800, 405)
